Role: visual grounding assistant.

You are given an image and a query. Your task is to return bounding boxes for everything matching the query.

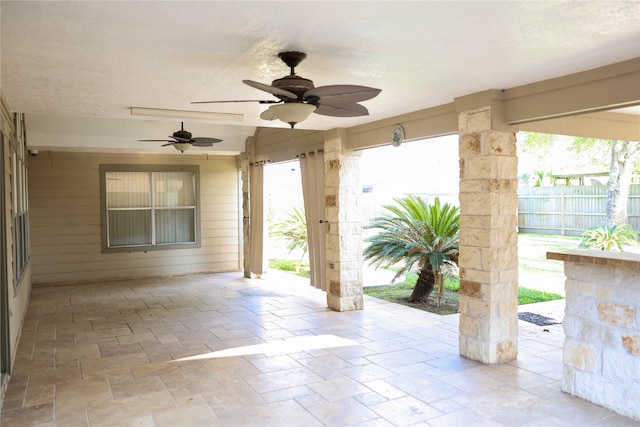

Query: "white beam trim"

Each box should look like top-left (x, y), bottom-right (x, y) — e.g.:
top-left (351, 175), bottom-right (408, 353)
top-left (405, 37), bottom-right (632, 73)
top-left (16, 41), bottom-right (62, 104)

top-left (519, 111), bottom-right (640, 142)
top-left (346, 103), bottom-right (458, 151)
top-left (503, 58), bottom-right (640, 124)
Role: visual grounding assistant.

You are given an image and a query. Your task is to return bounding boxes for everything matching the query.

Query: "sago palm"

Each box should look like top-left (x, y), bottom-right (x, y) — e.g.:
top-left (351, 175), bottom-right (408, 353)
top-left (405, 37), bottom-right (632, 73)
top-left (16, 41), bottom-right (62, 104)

top-left (579, 224), bottom-right (638, 252)
top-left (364, 195), bottom-right (459, 306)
top-left (269, 206), bottom-right (308, 272)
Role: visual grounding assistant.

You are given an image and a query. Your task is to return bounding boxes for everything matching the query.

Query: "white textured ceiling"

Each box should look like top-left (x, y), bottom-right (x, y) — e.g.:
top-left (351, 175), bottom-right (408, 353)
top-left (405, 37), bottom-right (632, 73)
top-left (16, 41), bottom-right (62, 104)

top-left (1, 1), bottom-right (640, 155)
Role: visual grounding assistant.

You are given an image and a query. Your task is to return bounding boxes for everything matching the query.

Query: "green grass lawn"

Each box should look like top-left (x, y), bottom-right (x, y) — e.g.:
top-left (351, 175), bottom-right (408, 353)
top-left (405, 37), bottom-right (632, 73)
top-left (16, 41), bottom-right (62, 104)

top-left (518, 233), bottom-right (580, 273)
top-left (517, 233), bottom-right (580, 296)
top-left (363, 270), bottom-right (563, 315)
top-left (270, 233), bottom-right (572, 315)
top-left (517, 287), bottom-right (564, 305)
top-left (269, 258), bottom-right (311, 278)
top-left (363, 280), bottom-right (563, 306)
top-left (364, 275), bottom-right (461, 315)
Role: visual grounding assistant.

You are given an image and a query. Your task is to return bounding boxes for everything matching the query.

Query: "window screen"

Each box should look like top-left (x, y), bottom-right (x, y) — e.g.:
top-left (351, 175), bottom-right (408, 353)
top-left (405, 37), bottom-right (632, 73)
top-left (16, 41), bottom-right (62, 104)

top-left (101, 165), bottom-right (200, 252)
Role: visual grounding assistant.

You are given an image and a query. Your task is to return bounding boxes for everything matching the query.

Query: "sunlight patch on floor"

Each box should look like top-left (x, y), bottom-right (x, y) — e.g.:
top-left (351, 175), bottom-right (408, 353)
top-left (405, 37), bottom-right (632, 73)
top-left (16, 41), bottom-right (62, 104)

top-left (175, 334), bottom-right (358, 361)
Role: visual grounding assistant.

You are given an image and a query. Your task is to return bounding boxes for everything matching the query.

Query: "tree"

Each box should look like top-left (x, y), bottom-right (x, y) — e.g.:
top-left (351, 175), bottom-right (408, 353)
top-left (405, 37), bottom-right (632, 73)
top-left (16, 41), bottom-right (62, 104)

top-left (517, 132), bottom-right (558, 186)
top-left (579, 224), bottom-right (638, 252)
top-left (519, 132), bottom-right (640, 226)
top-left (363, 196), bottom-right (459, 306)
top-left (269, 206), bottom-right (308, 272)
top-left (568, 137), bottom-right (640, 225)
top-left (605, 140), bottom-right (640, 226)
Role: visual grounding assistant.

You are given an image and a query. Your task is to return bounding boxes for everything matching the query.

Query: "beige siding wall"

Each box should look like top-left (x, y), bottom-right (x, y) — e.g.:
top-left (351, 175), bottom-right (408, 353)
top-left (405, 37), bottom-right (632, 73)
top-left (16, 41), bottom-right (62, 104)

top-left (28, 151), bottom-right (241, 284)
top-left (1, 94), bottom-right (33, 373)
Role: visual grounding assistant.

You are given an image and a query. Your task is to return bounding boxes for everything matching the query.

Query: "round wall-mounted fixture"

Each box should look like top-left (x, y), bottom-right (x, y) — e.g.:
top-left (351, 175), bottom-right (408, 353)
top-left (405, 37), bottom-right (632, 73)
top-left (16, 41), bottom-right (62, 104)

top-left (391, 124), bottom-right (405, 147)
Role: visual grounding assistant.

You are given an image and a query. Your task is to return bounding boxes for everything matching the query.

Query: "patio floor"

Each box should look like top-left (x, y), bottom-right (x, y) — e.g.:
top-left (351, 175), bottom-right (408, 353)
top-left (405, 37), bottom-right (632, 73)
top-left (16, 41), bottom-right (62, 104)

top-left (1, 270), bottom-right (636, 426)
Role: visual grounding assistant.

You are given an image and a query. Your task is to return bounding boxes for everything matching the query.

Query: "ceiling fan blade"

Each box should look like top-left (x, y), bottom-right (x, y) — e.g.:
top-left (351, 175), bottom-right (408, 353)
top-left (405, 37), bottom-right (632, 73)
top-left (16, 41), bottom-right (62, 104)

top-left (260, 107), bottom-right (278, 121)
top-left (139, 139), bottom-right (173, 142)
top-left (313, 103), bottom-right (369, 118)
top-left (191, 99), bottom-right (281, 105)
top-left (172, 136), bottom-right (191, 143)
top-left (243, 80), bottom-right (298, 100)
top-left (192, 137), bottom-right (222, 145)
top-left (161, 142), bottom-right (176, 147)
top-left (304, 85), bottom-right (381, 104)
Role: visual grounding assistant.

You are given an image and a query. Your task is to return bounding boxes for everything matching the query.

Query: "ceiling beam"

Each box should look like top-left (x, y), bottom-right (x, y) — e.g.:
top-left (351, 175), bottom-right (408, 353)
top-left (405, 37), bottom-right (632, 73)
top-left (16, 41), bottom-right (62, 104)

top-left (518, 111), bottom-right (640, 142)
top-left (346, 103), bottom-right (458, 150)
top-left (502, 58), bottom-right (640, 124)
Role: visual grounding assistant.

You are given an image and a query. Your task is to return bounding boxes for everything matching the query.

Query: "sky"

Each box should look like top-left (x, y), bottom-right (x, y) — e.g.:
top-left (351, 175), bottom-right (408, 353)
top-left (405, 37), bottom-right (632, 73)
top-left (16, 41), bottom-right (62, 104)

top-left (264, 134), bottom-right (460, 258)
top-left (360, 134), bottom-right (459, 205)
top-left (265, 133), bottom-right (460, 218)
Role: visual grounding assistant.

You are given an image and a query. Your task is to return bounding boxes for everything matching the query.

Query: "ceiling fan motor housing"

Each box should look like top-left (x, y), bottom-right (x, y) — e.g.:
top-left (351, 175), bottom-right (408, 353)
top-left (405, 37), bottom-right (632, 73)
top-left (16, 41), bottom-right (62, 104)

top-left (272, 51), bottom-right (315, 101)
top-left (172, 130), bottom-right (192, 140)
top-left (272, 75), bottom-right (314, 101)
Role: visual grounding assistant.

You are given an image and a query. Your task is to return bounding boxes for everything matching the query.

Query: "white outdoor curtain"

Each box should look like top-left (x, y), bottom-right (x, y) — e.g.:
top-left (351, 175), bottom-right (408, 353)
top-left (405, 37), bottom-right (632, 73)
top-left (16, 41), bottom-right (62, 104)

top-left (249, 162), bottom-right (266, 276)
top-left (299, 150), bottom-right (326, 290)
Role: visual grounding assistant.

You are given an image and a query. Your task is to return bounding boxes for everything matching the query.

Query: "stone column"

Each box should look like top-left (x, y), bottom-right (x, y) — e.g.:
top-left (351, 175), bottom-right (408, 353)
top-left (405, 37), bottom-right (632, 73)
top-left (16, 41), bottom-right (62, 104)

top-left (547, 250), bottom-right (640, 420)
top-left (324, 129), bottom-right (364, 311)
top-left (241, 137), bottom-right (254, 278)
top-left (458, 105), bottom-right (519, 363)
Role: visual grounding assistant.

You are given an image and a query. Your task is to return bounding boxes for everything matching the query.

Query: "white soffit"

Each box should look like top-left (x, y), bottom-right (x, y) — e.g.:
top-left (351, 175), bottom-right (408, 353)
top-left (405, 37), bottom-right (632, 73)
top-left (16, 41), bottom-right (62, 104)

top-left (1, 1), bottom-right (639, 153)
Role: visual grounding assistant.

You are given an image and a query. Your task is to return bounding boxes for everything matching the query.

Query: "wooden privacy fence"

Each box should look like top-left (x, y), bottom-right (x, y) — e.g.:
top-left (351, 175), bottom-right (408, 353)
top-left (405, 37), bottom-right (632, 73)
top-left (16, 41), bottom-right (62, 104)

top-left (518, 185), bottom-right (640, 236)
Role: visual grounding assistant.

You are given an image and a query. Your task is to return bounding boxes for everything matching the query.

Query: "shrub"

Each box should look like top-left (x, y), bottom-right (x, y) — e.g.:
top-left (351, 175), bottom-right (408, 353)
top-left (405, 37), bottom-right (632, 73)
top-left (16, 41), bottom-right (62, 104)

top-left (579, 224), bottom-right (638, 251)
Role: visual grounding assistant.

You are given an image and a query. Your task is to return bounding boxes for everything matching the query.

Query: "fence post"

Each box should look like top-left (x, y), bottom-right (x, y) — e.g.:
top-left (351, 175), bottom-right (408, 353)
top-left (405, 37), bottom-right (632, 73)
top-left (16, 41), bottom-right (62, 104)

top-left (561, 192), bottom-right (566, 236)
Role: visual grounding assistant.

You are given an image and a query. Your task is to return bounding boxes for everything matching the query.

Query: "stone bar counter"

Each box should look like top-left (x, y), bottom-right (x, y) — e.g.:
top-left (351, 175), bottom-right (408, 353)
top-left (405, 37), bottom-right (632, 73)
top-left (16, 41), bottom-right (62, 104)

top-left (547, 249), bottom-right (640, 421)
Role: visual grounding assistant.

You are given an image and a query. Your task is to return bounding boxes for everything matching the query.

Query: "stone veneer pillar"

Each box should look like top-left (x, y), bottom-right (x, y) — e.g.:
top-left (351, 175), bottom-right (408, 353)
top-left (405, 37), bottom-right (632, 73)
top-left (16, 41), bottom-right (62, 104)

top-left (324, 129), bottom-right (364, 311)
top-left (241, 155), bottom-right (250, 278)
top-left (458, 106), bottom-right (519, 363)
top-left (547, 250), bottom-right (640, 421)
top-left (241, 137), bottom-right (254, 278)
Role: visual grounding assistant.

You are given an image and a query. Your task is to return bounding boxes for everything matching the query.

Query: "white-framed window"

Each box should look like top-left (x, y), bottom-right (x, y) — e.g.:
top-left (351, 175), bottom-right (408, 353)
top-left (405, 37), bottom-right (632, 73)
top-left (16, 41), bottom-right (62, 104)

top-left (13, 113), bottom-right (30, 282)
top-left (100, 164), bottom-right (200, 252)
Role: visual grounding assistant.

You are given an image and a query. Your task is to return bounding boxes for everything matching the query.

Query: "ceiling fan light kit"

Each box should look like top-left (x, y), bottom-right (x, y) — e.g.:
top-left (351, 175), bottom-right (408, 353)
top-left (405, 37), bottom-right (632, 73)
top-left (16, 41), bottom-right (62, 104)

top-left (192, 51), bottom-right (381, 129)
top-left (171, 143), bottom-right (192, 153)
top-left (138, 122), bottom-right (222, 152)
top-left (268, 103), bottom-right (317, 128)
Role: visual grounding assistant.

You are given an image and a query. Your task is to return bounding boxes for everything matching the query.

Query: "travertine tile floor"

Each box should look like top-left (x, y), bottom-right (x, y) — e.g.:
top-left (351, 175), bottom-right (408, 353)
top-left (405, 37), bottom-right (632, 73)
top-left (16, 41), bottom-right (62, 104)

top-left (1, 270), bottom-right (636, 426)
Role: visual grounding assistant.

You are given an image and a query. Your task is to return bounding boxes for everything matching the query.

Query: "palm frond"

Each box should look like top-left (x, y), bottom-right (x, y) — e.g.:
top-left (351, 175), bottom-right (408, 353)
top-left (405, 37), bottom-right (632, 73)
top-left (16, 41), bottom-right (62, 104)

top-left (269, 205), bottom-right (308, 254)
top-left (363, 196), bottom-right (460, 278)
top-left (579, 224), bottom-right (638, 252)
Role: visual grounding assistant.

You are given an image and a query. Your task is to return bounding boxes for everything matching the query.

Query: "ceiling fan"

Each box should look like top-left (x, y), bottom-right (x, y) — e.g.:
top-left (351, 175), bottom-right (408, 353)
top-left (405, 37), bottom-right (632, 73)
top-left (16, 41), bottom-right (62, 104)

top-left (138, 122), bottom-right (222, 152)
top-left (192, 51), bottom-right (381, 128)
